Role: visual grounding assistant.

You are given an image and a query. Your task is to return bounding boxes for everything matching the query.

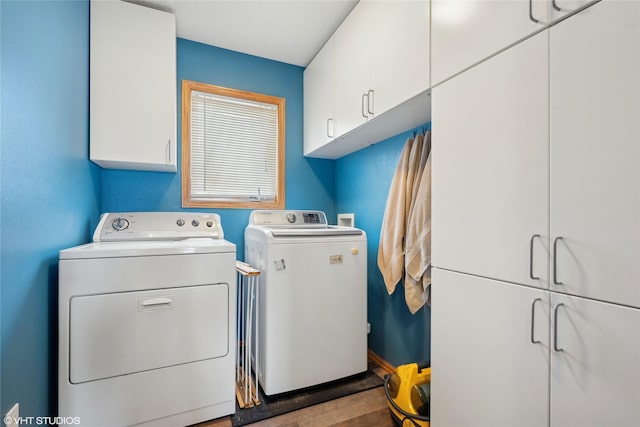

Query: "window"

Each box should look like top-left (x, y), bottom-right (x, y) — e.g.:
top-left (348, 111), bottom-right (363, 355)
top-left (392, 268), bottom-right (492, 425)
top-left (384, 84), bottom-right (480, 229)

top-left (182, 80), bottom-right (285, 208)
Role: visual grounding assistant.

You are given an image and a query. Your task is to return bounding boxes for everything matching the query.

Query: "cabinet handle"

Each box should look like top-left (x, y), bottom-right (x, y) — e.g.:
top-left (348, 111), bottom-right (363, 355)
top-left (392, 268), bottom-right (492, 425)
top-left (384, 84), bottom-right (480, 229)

top-left (553, 303), bottom-right (565, 352)
top-left (166, 140), bottom-right (171, 164)
top-left (530, 298), bottom-right (542, 344)
top-left (529, 0), bottom-right (540, 23)
top-left (361, 93), bottom-right (369, 119)
top-left (141, 297), bottom-right (173, 307)
top-left (529, 234), bottom-right (540, 280)
top-left (367, 89), bottom-right (374, 116)
top-left (552, 0), bottom-right (563, 12)
top-left (553, 236), bottom-right (564, 285)
top-left (326, 118), bottom-right (334, 138)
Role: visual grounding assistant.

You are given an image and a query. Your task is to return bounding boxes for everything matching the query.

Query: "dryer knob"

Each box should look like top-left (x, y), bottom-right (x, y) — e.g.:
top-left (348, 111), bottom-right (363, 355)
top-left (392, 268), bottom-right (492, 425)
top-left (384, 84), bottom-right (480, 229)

top-left (286, 213), bottom-right (297, 223)
top-left (192, 220), bottom-right (200, 227)
top-left (177, 219), bottom-right (185, 227)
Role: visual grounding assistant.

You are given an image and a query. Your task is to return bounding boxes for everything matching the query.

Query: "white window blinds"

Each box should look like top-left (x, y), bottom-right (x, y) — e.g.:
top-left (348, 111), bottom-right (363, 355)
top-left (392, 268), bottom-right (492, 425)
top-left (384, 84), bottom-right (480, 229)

top-left (189, 90), bottom-right (279, 202)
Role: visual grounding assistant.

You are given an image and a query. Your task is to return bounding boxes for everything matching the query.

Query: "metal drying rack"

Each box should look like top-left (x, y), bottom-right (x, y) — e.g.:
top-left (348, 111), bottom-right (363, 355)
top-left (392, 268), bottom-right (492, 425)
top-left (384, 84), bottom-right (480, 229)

top-left (235, 260), bottom-right (262, 408)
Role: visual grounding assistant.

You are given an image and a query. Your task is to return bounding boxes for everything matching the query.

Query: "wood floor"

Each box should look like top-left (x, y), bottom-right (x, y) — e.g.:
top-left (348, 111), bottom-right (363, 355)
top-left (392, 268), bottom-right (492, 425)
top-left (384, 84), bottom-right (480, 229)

top-left (197, 363), bottom-right (395, 427)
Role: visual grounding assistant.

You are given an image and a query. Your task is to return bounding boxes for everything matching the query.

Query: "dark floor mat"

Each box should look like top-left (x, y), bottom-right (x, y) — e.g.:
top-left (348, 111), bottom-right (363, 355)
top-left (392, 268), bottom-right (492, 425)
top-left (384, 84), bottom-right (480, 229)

top-left (230, 371), bottom-right (384, 426)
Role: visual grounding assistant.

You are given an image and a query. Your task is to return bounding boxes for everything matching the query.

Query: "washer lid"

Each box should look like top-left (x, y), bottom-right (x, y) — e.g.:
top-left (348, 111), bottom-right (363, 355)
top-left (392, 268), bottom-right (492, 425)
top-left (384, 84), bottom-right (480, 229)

top-left (60, 238), bottom-right (236, 260)
top-left (248, 210), bottom-right (363, 237)
top-left (267, 226), bottom-right (363, 238)
top-left (249, 210), bottom-right (328, 228)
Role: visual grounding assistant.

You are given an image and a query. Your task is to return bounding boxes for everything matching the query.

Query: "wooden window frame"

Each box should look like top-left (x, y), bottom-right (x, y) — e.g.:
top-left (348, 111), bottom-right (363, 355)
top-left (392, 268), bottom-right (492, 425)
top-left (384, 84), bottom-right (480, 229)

top-left (181, 80), bottom-right (286, 209)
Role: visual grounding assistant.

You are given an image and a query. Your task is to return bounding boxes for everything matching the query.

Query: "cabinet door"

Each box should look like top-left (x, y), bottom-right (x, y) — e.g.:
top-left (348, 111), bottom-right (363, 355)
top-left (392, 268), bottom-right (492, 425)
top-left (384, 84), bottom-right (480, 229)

top-left (551, 294), bottom-right (640, 427)
top-left (90, 0), bottom-right (176, 172)
top-left (431, 0), bottom-right (548, 86)
top-left (549, 0), bottom-right (640, 308)
top-left (303, 37), bottom-right (335, 156)
top-left (432, 32), bottom-right (549, 289)
top-left (368, 1), bottom-right (429, 117)
top-left (334, 1), bottom-right (372, 136)
top-left (431, 269), bottom-right (549, 427)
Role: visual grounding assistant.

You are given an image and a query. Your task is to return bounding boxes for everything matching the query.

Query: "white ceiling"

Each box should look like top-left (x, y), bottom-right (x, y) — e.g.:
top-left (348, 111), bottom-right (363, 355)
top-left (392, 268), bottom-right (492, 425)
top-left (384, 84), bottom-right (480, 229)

top-left (128, 0), bottom-right (358, 67)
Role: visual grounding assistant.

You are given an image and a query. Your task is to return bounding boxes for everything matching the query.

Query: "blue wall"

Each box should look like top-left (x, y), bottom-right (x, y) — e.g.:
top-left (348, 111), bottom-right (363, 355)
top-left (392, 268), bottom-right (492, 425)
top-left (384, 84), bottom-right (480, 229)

top-left (335, 125), bottom-right (431, 367)
top-left (0, 0), bottom-right (101, 418)
top-left (102, 39), bottom-right (336, 257)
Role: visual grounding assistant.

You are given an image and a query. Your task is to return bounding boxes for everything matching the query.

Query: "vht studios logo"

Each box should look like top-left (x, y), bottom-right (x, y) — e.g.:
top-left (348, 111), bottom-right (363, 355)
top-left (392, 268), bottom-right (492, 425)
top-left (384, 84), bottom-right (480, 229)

top-left (3, 416), bottom-right (81, 426)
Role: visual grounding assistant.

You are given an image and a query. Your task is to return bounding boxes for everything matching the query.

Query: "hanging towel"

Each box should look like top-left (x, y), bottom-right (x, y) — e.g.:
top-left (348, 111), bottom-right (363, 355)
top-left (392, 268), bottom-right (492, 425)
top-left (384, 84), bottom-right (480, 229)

top-left (404, 132), bottom-right (432, 313)
top-left (404, 271), bottom-right (430, 314)
top-left (377, 137), bottom-right (416, 295)
top-left (405, 134), bottom-right (424, 225)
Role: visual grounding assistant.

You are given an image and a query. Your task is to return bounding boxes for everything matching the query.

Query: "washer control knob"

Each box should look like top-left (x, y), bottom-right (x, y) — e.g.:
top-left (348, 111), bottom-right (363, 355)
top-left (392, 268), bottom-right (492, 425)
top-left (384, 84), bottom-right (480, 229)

top-left (112, 217), bottom-right (130, 232)
top-left (206, 221), bottom-right (214, 228)
top-left (177, 219), bottom-right (185, 227)
top-left (192, 219), bottom-right (200, 227)
top-left (286, 213), bottom-right (297, 224)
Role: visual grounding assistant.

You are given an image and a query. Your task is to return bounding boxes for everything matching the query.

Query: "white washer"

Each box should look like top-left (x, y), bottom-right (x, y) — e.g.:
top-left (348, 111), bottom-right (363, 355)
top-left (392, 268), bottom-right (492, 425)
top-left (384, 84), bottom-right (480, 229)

top-left (59, 212), bottom-right (236, 427)
top-left (245, 210), bottom-right (367, 396)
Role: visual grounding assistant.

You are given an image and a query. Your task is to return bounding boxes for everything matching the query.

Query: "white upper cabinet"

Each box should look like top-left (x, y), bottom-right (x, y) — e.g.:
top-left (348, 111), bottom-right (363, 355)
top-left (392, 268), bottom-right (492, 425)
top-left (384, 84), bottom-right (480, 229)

top-left (431, 31), bottom-right (550, 289)
top-left (549, 0), bottom-right (640, 308)
top-left (368, 1), bottom-right (430, 118)
top-left (90, 0), bottom-right (177, 172)
top-left (334, 0), bottom-right (430, 135)
top-left (334, 1), bottom-right (372, 137)
top-left (304, 0), bottom-right (430, 159)
top-left (303, 37), bottom-right (336, 156)
top-left (431, 0), bottom-right (549, 86)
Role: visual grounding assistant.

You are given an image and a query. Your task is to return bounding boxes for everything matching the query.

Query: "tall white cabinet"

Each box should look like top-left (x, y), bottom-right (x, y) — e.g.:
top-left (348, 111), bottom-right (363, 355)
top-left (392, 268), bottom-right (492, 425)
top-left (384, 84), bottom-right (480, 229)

top-left (431, 1), bottom-right (640, 426)
top-left (431, 270), bottom-right (550, 427)
top-left (432, 269), bottom-right (640, 427)
top-left (549, 0), bottom-right (640, 308)
top-left (431, 31), bottom-right (550, 290)
top-left (550, 293), bottom-right (640, 427)
top-left (430, 0), bottom-right (600, 86)
top-left (90, 0), bottom-right (177, 172)
top-left (430, 0), bottom-right (548, 86)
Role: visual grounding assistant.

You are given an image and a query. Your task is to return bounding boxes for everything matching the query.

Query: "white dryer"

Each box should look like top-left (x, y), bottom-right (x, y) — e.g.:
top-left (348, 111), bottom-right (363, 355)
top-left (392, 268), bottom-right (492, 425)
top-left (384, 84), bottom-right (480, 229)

top-left (245, 210), bottom-right (367, 396)
top-left (59, 212), bottom-right (236, 427)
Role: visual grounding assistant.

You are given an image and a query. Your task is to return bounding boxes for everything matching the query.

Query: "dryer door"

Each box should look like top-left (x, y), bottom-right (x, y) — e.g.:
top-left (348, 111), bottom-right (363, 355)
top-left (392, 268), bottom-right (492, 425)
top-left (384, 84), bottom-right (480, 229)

top-left (69, 284), bottom-right (228, 384)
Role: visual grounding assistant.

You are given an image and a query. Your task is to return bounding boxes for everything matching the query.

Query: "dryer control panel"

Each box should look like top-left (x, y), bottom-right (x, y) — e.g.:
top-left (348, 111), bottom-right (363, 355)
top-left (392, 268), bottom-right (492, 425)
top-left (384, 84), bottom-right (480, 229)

top-left (94, 212), bottom-right (224, 241)
top-left (249, 210), bottom-right (328, 227)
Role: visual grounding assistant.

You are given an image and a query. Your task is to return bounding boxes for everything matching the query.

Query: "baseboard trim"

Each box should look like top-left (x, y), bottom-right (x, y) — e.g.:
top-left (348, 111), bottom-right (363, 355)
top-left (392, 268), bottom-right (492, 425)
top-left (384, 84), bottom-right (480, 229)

top-left (367, 349), bottom-right (395, 375)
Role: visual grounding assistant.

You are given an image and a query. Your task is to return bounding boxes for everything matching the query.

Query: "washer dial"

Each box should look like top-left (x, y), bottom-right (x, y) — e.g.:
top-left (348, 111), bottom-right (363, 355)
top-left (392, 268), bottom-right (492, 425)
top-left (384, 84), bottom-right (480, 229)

top-left (111, 217), bottom-right (130, 232)
top-left (286, 213), bottom-right (297, 224)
